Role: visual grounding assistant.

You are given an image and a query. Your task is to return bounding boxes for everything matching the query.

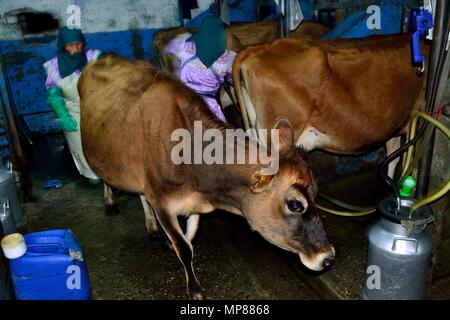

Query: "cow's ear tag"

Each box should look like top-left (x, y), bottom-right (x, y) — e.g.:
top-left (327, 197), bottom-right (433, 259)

top-left (274, 117), bottom-right (294, 154)
top-left (250, 168), bottom-right (274, 193)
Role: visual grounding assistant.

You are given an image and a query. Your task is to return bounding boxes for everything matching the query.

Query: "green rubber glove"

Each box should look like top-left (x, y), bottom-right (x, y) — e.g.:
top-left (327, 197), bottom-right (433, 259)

top-left (47, 86), bottom-right (78, 132)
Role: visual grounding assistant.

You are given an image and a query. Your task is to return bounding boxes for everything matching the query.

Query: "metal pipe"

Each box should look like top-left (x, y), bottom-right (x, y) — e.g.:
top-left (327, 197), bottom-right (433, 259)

top-left (416, 0), bottom-right (450, 197)
top-left (177, 0), bottom-right (184, 27)
top-left (285, 0), bottom-right (291, 37)
top-left (278, 0), bottom-right (285, 38)
top-left (426, 1), bottom-right (449, 114)
top-left (214, 0), bottom-right (222, 16)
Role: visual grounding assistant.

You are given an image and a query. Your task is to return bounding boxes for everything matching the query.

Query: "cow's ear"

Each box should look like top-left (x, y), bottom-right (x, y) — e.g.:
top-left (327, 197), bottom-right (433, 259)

top-left (250, 167), bottom-right (274, 193)
top-left (274, 117), bottom-right (294, 154)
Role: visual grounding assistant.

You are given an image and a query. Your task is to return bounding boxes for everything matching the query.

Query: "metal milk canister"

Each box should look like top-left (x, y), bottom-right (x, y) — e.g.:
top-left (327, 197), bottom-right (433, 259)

top-left (363, 196), bottom-right (434, 300)
top-left (0, 161), bottom-right (24, 229)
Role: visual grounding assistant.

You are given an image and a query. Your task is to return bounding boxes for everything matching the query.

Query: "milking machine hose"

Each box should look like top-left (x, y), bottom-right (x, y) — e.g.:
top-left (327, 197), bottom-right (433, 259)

top-left (380, 112), bottom-right (450, 212)
top-left (317, 117), bottom-right (428, 216)
top-left (408, 112), bottom-right (450, 211)
top-left (316, 204), bottom-right (376, 217)
top-left (318, 111), bottom-right (450, 217)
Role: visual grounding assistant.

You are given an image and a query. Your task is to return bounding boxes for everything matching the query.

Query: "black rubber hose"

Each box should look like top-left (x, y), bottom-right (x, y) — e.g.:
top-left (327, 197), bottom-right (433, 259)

top-left (379, 122), bottom-right (428, 213)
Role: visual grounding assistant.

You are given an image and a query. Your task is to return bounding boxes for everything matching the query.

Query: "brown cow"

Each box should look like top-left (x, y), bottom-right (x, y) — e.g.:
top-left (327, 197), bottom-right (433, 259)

top-left (233, 34), bottom-right (429, 177)
top-left (78, 54), bottom-right (335, 299)
top-left (290, 20), bottom-right (331, 40)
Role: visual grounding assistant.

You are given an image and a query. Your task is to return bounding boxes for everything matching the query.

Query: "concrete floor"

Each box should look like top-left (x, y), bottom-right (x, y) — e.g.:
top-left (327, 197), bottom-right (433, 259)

top-left (18, 133), bottom-right (450, 299)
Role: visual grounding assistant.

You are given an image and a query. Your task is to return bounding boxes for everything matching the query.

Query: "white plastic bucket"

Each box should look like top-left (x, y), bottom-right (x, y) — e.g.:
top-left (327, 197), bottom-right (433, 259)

top-left (1, 233), bottom-right (27, 259)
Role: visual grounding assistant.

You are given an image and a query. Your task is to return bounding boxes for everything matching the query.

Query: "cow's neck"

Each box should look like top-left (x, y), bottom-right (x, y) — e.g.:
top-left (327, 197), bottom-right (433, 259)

top-left (190, 124), bottom-right (264, 216)
top-left (179, 98), bottom-right (273, 216)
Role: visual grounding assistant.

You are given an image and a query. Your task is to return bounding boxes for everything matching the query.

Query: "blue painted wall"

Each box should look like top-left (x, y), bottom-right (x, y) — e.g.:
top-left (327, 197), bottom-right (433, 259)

top-left (187, 1), bottom-right (314, 28)
top-left (321, 5), bottom-right (403, 39)
top-left (187, 0), bottom-right (259, 28)
top-left (1, 29), bottom-right (162, 134)
top-left (229, 0), bottom-right (257, 22)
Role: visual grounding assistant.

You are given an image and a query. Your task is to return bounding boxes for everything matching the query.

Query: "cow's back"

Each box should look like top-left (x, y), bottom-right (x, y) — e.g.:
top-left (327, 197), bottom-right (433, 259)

top-left (79, 55), bottom-right (157, 192)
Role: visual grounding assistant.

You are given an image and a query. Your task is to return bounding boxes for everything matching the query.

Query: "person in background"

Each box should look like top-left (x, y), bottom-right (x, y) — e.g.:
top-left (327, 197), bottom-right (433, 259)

top-left (165, 14), bottom-right (236, 123)
top-left (44, 27), bottom-right (101, 183)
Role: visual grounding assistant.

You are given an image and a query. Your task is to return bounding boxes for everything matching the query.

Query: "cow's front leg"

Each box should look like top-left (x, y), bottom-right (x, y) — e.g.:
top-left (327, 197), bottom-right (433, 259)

top-left (154, 208), bottom-right (203, 300)
top-left (104, 183), bottom-right (119, 215)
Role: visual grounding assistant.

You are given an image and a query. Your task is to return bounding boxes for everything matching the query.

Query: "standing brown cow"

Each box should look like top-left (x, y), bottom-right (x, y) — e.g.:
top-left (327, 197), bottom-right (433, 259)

top-left (78, 54), bottom-right (335, 299)
top-left (233, 34), bottom-right (429, 177)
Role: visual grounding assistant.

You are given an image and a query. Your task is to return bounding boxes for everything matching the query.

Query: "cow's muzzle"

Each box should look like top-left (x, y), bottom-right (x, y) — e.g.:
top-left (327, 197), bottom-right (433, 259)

top-left (299, 245), bottom-right (335, 271)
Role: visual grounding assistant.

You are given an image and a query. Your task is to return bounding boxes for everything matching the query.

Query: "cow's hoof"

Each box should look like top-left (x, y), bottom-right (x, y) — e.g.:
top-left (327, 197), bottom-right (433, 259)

top-left (190, 291), bottom-right (203, 300)
top-left (188, 284), bottom-right (203, 300)
top-left (105, 204), bottom-right (120, 215)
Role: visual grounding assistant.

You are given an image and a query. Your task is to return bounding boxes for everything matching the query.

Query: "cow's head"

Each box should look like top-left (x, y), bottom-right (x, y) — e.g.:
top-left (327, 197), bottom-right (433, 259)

top-left (242, 118), bottom-right (335, 271)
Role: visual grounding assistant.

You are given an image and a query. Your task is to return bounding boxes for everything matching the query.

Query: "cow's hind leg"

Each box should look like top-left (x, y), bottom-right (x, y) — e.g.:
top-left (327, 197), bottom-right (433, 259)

top-left (104, 183), bottom-right (119, 215)
top-left (140, 195), bottom-right (159, 237)
top-left (386, 136), bottom-right (402, 179)
top-left (185, 214), bottom-right (200, 243)
top-left (154, 208), bottom-right (203, 300)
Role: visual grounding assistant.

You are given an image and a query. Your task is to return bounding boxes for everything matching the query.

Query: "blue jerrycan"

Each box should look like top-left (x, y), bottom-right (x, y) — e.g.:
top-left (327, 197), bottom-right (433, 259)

top-left (9, 229), bottom-right (91, 300)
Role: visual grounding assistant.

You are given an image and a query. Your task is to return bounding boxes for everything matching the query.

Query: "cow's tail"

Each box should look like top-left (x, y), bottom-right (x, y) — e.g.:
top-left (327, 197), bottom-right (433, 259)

top-left (232, 54), bottom-right (251, 130)
top-left (152, 31), bottom-right (166, 71)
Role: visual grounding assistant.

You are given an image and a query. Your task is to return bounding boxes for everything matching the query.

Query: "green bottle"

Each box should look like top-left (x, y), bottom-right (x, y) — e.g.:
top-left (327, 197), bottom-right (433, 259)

top-left (399, 176), bottom-right (417, 197)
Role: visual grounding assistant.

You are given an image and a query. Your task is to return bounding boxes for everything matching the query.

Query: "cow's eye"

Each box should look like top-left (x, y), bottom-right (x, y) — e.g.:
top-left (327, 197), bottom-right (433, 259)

top-left (287, 200), bottom-right (304, 213)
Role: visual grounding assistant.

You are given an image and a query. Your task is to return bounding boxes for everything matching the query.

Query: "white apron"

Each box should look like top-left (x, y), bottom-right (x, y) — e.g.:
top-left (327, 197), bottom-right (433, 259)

top-left (58, 72), bottom-right (99, 180)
